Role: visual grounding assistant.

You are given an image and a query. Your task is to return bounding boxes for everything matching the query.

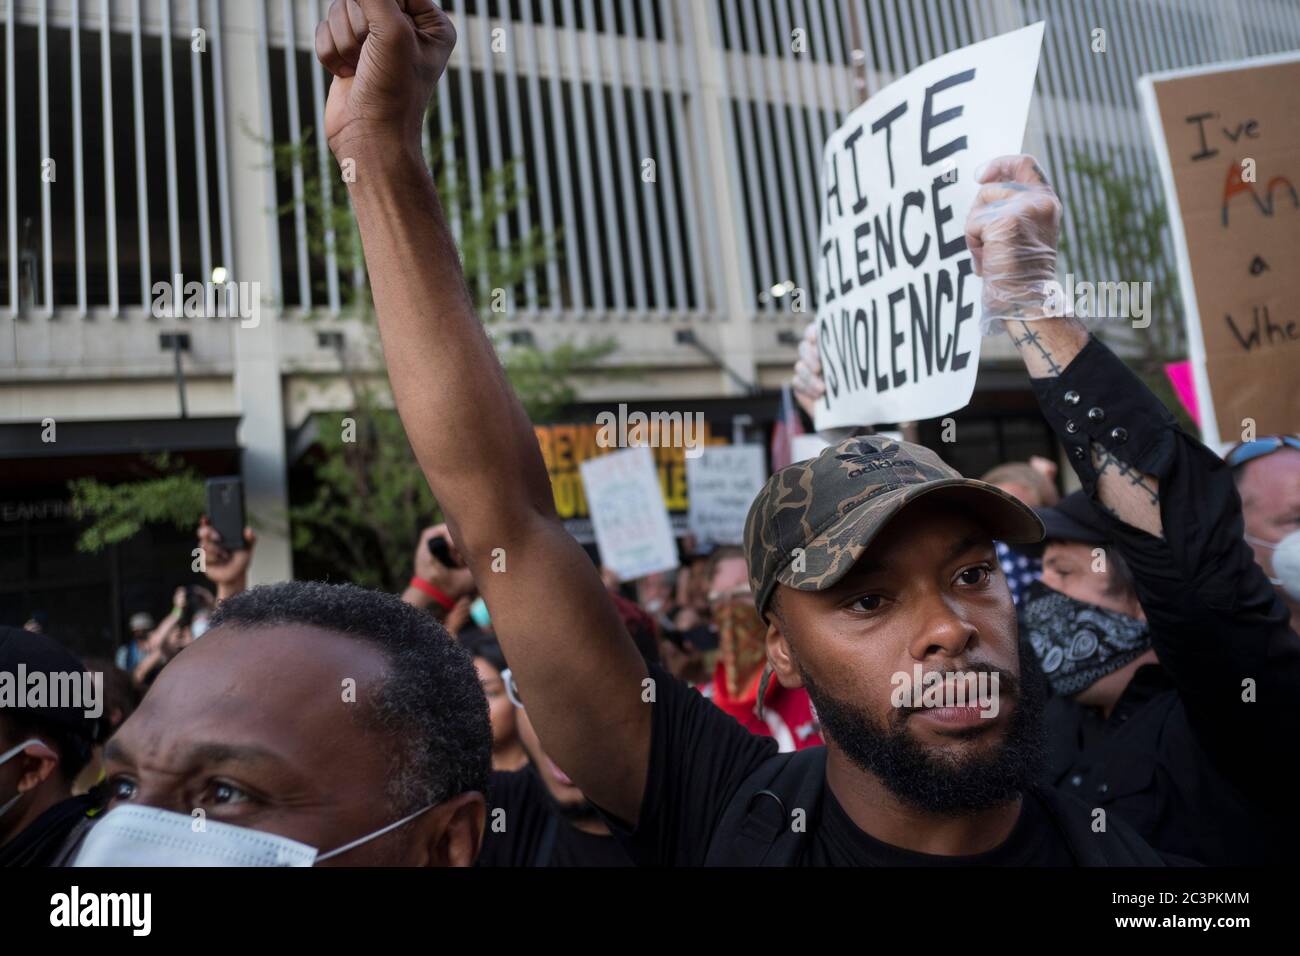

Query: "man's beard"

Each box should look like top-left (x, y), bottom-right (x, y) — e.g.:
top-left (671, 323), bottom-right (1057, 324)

top-left (800, 640), bottom-right (1047, 815)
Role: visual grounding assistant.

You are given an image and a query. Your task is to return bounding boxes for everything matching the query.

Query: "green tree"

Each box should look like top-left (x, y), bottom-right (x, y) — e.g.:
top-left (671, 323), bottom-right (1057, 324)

top-left (1063, 153), bottom-right (1195, 432)
top-left (69, 454), bottom-right (206, 553)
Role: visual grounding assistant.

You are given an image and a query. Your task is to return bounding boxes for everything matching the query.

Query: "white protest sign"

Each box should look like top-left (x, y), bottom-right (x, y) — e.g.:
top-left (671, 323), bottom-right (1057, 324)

top-left (685, 445), bottom-right (768, 546)
top-left (579, 446), bottom-right (679, 581)
top-left (814, 22), bottom-right (1045, 430)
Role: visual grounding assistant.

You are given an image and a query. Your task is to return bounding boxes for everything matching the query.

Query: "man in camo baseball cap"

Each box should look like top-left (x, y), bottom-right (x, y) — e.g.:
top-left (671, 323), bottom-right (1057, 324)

top-left (745, 434), bottom-right (1044, 619)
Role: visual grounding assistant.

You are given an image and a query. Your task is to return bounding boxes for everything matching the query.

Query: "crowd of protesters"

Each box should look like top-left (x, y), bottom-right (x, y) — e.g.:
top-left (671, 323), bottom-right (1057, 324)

top-left (3, 1), bottom-right (1298, 868)
top-left (7, 418), bottom-right (1294, 866)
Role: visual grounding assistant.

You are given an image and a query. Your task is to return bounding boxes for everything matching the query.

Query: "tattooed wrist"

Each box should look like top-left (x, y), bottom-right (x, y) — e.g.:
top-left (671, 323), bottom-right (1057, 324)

top-left (1009, 320), bottom-right (1064, 376)
top-left (1091, 445), bottom-right (1160, 505)
top-left (1008, 317), bottom-right (1089, 379)
top-left (1090, 443), bottom-right (1164, 537)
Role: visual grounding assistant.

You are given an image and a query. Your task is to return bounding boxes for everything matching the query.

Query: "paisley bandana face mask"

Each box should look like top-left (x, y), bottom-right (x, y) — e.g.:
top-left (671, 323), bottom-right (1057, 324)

top-left (1017, 580), bottom-right (1150, 697)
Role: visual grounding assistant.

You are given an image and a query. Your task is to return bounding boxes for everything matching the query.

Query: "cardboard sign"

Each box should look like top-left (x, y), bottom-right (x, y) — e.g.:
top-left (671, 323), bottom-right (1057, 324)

top-left (685, 445), bottom-right (768, 547)
top-left (1140, 53), bottom-right (1300, 448)
top-left (814, 23), bottom-right (1044, 430)
top-left (579, 446), bottom-right (679, 581)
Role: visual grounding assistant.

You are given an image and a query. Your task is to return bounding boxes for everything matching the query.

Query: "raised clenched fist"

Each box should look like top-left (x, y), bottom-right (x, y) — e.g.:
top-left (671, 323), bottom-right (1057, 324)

top-left (963, 154), bottom-right (1063, 333)
top-left (315, 0), bottom-right (456, 156)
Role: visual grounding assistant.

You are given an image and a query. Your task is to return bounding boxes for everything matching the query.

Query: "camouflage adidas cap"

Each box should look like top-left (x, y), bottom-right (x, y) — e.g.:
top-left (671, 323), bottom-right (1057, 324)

top-left (744, 435), bottom-right (1045, 617)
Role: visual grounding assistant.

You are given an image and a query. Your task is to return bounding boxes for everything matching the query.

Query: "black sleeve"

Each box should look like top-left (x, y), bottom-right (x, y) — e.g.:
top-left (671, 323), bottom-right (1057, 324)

top-left (1031, 335), bottom-right (1300, 796)
top-left (476, 769), bottom-right (546, 868)
top-left (596, 664), bottom-right (778, 866)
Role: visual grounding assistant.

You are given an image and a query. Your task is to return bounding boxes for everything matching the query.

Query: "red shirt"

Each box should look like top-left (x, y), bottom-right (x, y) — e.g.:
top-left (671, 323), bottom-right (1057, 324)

top-left (697, 661), bottom-right (822, 751)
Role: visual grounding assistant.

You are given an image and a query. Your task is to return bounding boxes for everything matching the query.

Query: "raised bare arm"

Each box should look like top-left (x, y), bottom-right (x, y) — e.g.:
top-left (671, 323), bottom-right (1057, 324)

top-left (316, 0), bottom-right (649, 822)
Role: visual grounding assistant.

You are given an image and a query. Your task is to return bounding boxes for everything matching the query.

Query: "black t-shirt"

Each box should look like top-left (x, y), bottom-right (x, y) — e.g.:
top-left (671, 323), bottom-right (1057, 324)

top-left (804, 785), bottom-right (1075, 866)
top-left (0, 792), bottom-right (98, 867)
top-left (477, 766), bottom-right (634, 867)
top-left (604, 665), bottom-right (1079, 866)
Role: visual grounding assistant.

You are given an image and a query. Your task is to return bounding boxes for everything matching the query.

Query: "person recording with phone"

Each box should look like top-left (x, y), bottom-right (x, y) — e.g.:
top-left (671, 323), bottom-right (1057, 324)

top-left (196, 516), bottom-right (257, 603)
top-left (131, 586), bottom-right (213, 689)
top-left (403, 524), bottom-right (478, 627)
top-left (126, 518), bottom-right (259, 692)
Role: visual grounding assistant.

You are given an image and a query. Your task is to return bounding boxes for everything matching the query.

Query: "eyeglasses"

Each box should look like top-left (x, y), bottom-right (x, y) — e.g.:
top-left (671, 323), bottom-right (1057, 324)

top-left (500, 667), bottom-right (523, 709)
top-left (1225, 435), bottom-right (1300, 469)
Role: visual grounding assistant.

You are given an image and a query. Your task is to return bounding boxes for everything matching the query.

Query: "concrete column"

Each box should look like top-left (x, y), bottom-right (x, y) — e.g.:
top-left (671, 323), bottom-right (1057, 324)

top-left (217, 1), bottom-right (293, 584)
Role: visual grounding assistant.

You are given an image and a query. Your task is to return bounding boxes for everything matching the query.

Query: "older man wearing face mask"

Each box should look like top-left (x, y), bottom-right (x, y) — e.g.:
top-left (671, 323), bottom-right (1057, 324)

top-left (72, 580), bottom-right (491, 867)
top-left (1228, 436), bottom-right (1300, 631)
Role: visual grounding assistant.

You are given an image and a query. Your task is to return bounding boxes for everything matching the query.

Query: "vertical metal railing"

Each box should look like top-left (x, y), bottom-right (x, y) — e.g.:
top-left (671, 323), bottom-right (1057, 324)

top-left (71, 0), bottom-right (86, 315)
top-left (601, 0), bottom-right (647, 317)
top-left (3, 0), bottom-right (1300, 334)
top-left (159, 0), bottom-right (180, 311)
top-left (99, 0), bottom-right (118, 316)
top-left (38, 0), bottom-right (52, 314)
top-left (307, 0), bottom-right (338, 315)
top-left (667, 0), bottom-right (713, 315)
top-left (129, 0), bottom-right (151, 310)
top-left (281, 0), bottom-right (310, 313)
top-left (5, 0), bottom-right (15, 317)
top-left (520, 4), bottom-right (559, 314)
top-left (189, 1), bottom-right (212, 314)
top-left (500, 2), bottom-right (534, 315)
top-left (641, 0), bottom-right (685, 316)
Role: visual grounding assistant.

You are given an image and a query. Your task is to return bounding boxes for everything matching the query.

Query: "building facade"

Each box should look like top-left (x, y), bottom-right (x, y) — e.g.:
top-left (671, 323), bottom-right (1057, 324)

top-left (3, 0), bottom-right (1299, 649)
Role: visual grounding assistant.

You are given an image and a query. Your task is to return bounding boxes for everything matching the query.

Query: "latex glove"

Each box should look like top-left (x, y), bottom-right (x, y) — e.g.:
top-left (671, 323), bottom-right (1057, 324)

top-left (964, 154), bottom-right (1064, 335)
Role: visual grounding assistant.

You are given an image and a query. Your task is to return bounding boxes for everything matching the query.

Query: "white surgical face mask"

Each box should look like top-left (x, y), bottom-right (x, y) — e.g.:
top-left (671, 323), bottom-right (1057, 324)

top-left (73, 802), bottom-right (435, 867)
top-left (1246, 530), bottom-right (1300, 601)
top-left (0, 739), bottom-right (45, 821)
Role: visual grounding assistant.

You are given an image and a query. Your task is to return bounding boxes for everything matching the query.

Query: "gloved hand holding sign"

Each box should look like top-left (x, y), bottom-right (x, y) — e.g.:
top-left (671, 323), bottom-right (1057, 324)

top-left (964, 154), bottom-right (1065, 334)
